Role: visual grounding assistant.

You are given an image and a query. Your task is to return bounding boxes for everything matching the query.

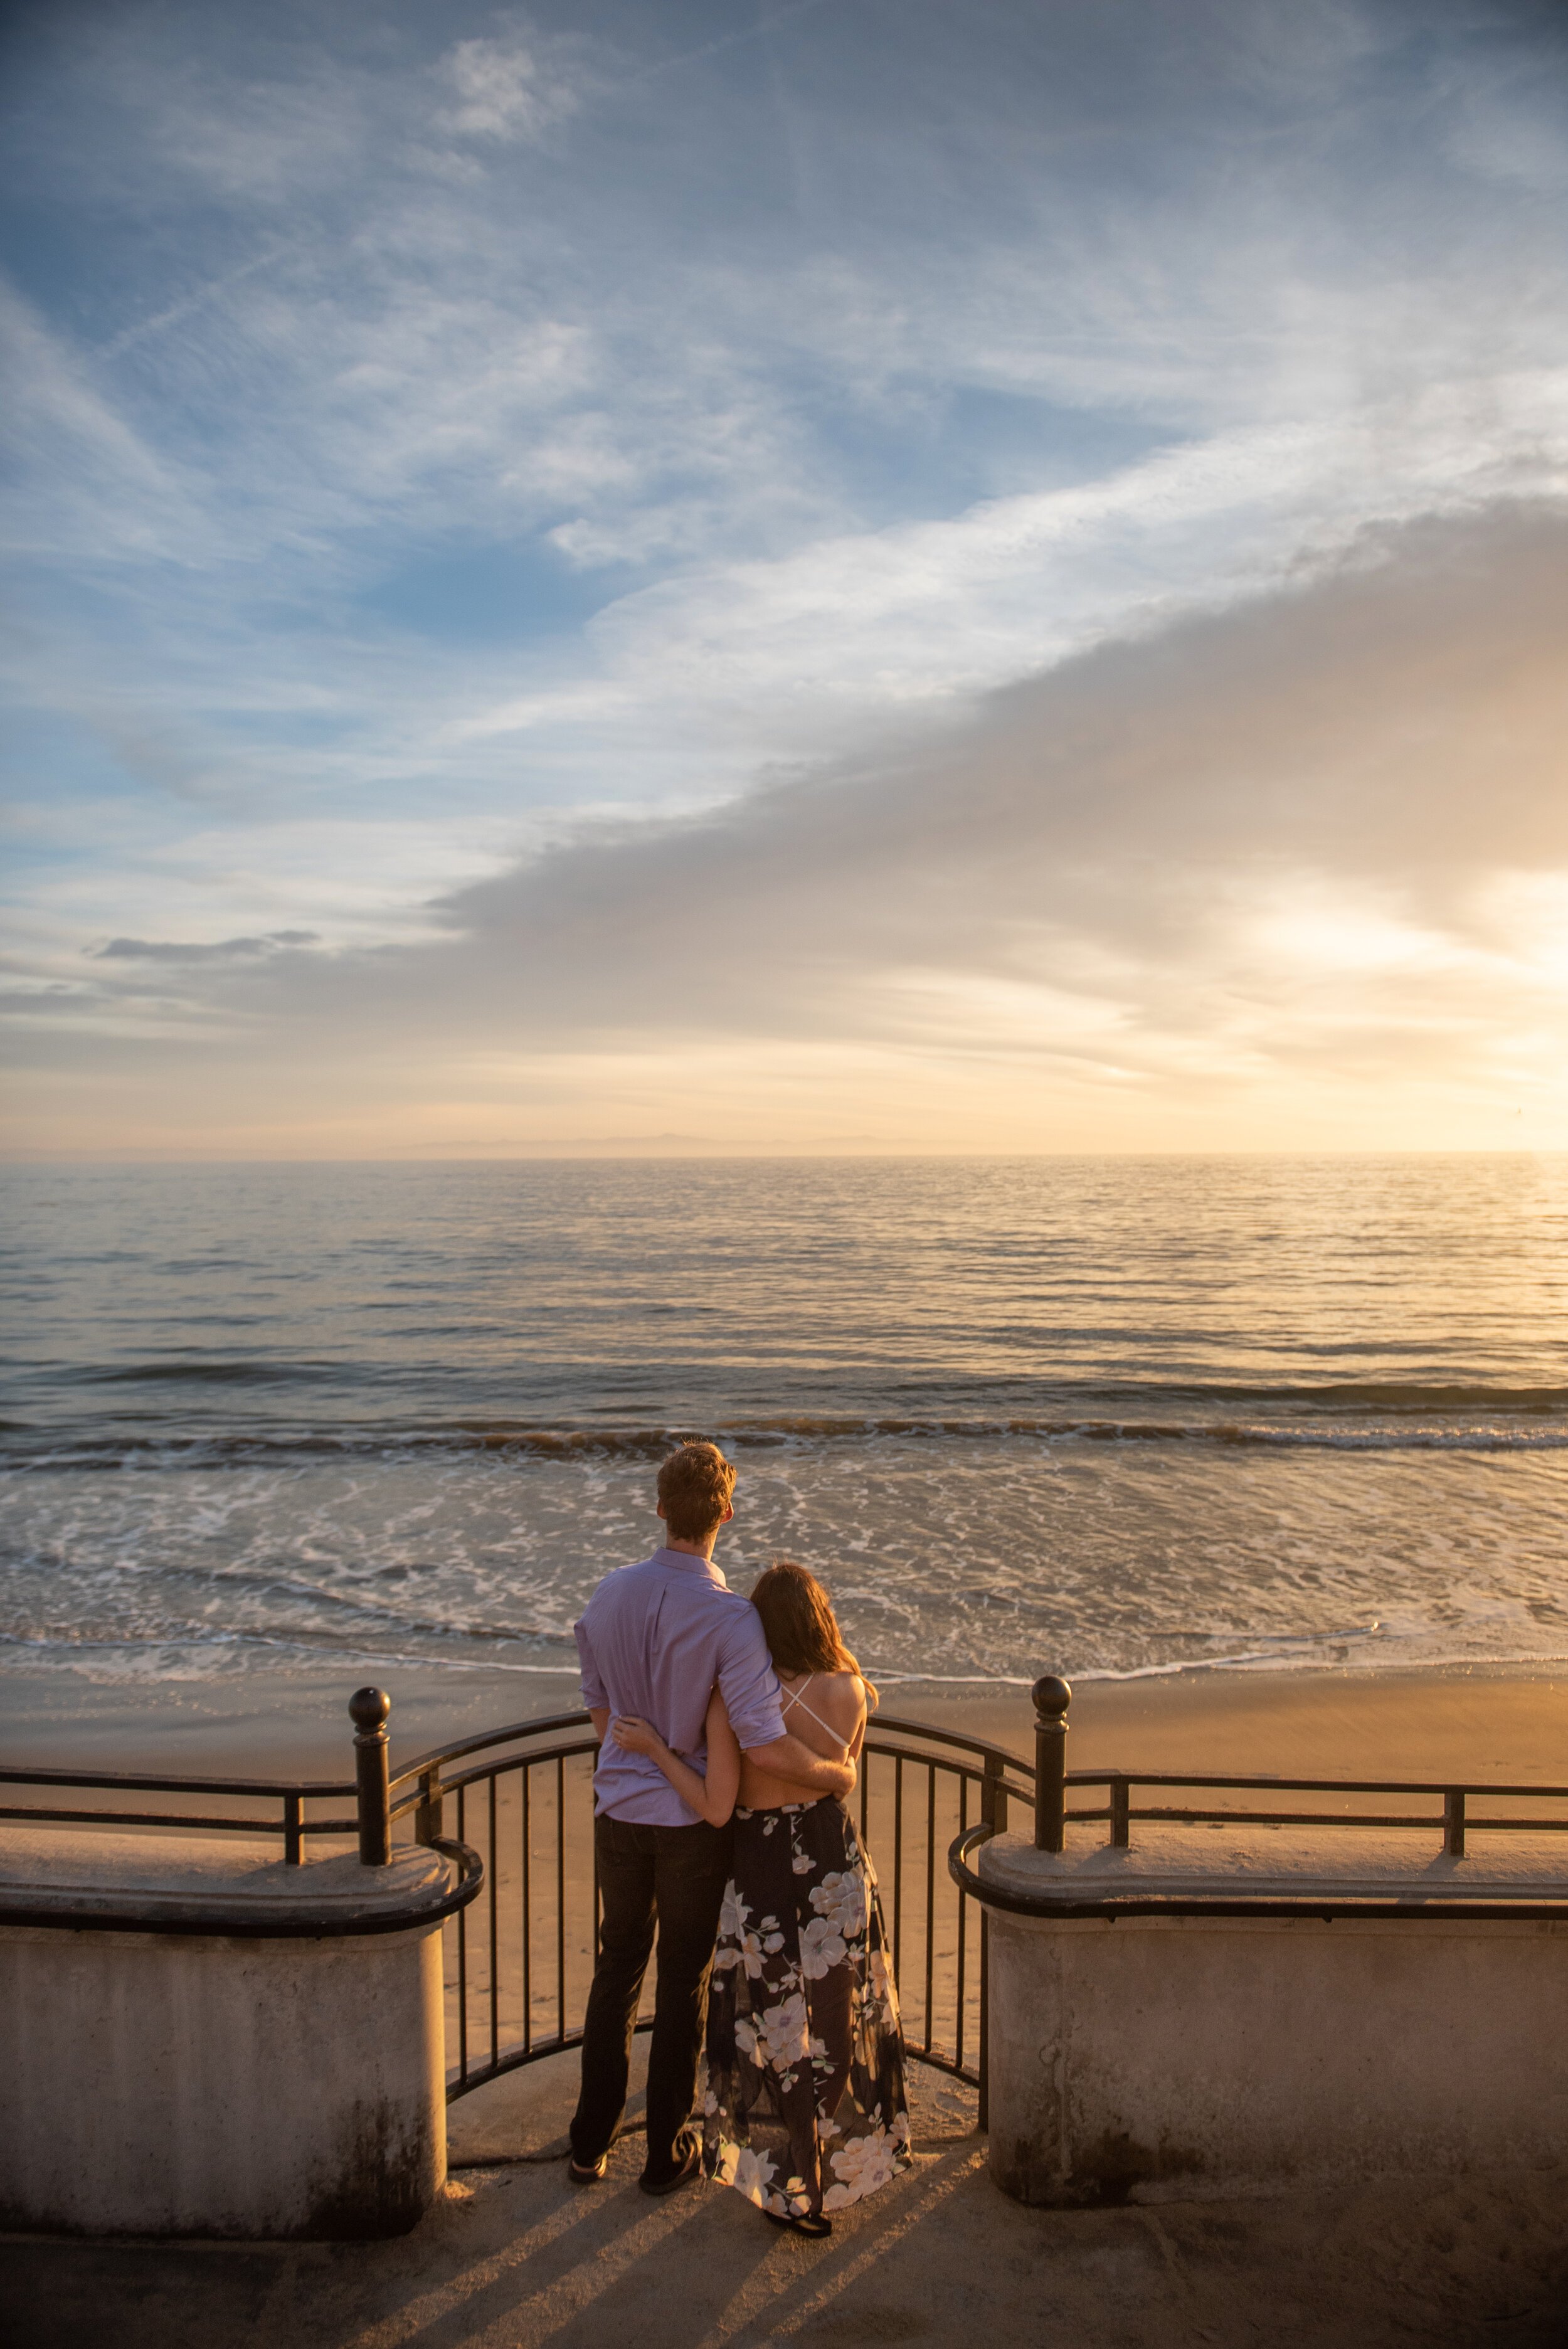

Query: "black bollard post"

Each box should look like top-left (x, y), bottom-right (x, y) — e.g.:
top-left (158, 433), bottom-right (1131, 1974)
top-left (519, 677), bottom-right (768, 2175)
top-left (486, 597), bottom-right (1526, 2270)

top-left (351, 1685), bottom-right (392, 1867)
top-left (1032, 1674), bottom-right (1071, 1853)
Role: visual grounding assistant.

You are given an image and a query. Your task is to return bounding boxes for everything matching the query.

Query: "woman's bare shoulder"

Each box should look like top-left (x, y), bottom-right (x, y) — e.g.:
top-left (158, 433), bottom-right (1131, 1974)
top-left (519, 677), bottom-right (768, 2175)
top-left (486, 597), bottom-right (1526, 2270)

top-left (805, 1670), bottom-right (866, 1722)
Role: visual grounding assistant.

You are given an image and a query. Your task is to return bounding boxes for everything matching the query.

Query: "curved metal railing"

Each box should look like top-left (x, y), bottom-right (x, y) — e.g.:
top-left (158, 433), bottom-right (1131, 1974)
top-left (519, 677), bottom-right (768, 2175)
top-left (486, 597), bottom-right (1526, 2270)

top-left (14, 1670), bottom-right (1568, 2109)
top-left (0, 1695), bottom-right (1032, 2118)
top-left (0, 1760), bottom-right (359, 1862)
top-left (946, 1675), bottom-right (1568, 1927)
top-left (388, 1709), bottom-right (1035, 2120)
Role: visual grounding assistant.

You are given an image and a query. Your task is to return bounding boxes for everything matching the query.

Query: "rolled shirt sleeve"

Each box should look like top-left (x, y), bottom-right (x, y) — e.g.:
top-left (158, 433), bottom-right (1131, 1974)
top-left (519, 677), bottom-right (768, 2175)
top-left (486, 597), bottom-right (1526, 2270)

top-left (575, 1618), bottom-right (608, 1714)
top-left (714, 1608), bottom-right (787, 1751)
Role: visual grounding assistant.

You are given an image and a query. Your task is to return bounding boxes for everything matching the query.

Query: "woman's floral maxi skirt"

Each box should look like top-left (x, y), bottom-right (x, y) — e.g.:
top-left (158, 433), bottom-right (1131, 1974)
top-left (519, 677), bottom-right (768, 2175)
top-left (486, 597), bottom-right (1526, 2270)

top-left (703, 1800), bottom-right (911, 2219)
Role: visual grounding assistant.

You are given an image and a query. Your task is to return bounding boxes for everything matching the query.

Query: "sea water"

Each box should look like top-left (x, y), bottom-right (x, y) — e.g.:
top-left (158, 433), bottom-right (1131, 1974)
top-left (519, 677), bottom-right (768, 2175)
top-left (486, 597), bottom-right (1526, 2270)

top-left (2, 1157), bottom-right (1565, 1704)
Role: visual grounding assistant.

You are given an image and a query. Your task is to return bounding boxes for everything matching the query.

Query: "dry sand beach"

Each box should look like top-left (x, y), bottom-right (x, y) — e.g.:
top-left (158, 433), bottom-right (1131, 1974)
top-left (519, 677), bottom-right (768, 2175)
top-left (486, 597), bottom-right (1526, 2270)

top-left (6, 1662), bottom-right (1568, 2346)
top-left (908, 1659), bottom-right (1568, 1784)
top-left (7, 1657), bottom-right (1568, 1781)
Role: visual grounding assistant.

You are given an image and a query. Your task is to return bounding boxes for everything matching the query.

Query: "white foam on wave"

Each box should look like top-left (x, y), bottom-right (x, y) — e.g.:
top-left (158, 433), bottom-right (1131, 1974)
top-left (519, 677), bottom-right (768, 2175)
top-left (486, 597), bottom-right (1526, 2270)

top-left (4, 1428), bottom-right (1568, 1696)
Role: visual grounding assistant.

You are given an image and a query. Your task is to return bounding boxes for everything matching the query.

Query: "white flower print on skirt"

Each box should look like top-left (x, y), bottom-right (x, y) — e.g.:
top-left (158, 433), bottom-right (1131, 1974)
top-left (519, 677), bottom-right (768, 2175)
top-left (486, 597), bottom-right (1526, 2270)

top-left (704, 1798), bottom-right (911, 2221)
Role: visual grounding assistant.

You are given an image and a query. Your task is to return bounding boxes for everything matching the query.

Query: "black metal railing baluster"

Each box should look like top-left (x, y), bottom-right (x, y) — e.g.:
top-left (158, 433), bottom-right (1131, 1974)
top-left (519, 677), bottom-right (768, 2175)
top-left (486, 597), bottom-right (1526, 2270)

top-left (592, 1772), bottom-right (601, 1961)
top-left (978, 1906), bottom-right (990, 2131)
top-left (456, 1781), bottom-right (469, 2087)
top-left (981, 1749), bottom-right (1008, 1839)
top-left (556, 1752), bottom-right (566, 2046)
top-left (1446, 1788), bottom-right (1466, 1859)
top-left (954, 1771), bottom-right (968, 2076)
top-left (283, 1791), bottom-right (302, 1867)
top-left (521, 1762), bottom-right (532, 2055)
top-left (892, 1755), bottom-right (904, 1990)
top-left (977, 1739), bottom-right (1000, 2119)
top-left (489, 1774), bottom-right (500, 2071)
top-left (923, 1766), bottom-right (936, 2055)
top-left (415, 1763), bottom-right (443, 1847)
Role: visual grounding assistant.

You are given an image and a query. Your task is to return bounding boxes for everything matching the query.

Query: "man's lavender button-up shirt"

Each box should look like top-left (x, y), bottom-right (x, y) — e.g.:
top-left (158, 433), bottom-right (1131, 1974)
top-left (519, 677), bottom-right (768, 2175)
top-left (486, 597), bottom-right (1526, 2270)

top-left (574, 1547), bottom-right (786, 1825)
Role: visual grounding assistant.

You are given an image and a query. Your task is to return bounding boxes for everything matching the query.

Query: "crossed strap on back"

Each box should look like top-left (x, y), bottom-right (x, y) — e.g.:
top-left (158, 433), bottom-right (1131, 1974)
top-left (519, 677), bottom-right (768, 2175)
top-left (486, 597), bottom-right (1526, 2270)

top-left (780, 1673), bottom-right (844, 1747)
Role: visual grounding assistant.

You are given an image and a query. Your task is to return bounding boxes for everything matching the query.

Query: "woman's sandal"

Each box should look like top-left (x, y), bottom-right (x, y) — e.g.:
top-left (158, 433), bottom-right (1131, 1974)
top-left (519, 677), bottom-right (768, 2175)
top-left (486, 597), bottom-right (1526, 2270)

top-left (765, 2207), bottom-right (833, 2237)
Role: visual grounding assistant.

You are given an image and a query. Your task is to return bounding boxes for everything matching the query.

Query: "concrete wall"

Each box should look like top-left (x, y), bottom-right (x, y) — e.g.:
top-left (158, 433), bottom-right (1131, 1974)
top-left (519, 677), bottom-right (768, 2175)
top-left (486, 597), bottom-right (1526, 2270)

top-left (978, 1827), bottom-right (1568, 2207)
top-left (0, 1833), bottom-right (459, 2239)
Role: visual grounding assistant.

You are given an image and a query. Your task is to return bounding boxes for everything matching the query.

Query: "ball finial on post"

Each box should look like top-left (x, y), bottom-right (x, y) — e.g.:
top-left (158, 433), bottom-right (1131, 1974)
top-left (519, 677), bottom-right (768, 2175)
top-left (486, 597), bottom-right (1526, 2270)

top-left (1032, 1673), bottom-right (1071, 1854)
top-left (349, 1685), bottom-right (391, 1736)
top-left (350, 1685), bottom-right (392, 1867)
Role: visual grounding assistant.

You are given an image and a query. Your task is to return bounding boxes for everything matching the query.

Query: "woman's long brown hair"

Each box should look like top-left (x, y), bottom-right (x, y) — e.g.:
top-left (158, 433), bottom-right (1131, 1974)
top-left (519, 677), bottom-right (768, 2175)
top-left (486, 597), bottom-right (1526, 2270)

top-left (750, 1561), bottom-right (876, 1706)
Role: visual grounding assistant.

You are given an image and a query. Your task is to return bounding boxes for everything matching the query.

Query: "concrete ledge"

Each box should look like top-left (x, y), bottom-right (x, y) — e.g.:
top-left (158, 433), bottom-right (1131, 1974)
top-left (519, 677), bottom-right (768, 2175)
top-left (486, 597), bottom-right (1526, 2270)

top-left (972, 1821), bottom-right (1568, 1917)
top-left (0, 1824), bottom-right (480, 1937)
top-left (970, 1828), bottom-right (1568, 2208)
top-left (0, 1829), bottom-right (477, 2238)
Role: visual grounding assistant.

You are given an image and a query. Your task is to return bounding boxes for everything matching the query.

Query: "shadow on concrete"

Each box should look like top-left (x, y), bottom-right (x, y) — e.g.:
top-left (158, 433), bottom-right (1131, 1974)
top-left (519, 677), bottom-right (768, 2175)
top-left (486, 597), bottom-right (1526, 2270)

top-left (5, 2059), bottom-right (1567, 2347)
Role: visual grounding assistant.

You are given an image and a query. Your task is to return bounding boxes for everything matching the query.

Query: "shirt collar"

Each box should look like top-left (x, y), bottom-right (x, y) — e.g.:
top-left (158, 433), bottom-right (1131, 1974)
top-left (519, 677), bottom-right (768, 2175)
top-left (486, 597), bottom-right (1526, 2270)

top-left (652, 1545), bottom-right (728, 1589)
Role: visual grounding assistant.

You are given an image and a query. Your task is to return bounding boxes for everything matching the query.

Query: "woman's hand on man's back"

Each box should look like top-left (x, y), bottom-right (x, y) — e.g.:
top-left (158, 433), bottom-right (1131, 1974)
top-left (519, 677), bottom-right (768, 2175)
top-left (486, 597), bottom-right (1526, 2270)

top-left (612, 1714), bottom-right (662, 1756)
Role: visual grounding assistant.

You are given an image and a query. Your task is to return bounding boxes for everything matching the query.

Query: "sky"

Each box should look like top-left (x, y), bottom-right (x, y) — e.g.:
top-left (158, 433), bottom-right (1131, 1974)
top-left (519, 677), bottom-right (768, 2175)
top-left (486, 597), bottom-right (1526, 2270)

top-left (3, 0), bottom-right (1567, 1158)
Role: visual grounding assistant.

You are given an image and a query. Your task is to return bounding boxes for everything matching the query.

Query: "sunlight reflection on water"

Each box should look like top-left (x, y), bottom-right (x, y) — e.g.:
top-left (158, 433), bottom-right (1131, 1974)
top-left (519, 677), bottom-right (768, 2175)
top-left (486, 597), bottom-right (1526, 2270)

top-left (3, 1156), bottom-right (1565, 1692)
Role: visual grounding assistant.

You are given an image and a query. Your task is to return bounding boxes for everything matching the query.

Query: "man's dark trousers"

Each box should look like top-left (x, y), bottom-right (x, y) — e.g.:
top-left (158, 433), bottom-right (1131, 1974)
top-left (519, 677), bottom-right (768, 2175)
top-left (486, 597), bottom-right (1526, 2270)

top-left (569, 1811), bottom-right (733, 2183)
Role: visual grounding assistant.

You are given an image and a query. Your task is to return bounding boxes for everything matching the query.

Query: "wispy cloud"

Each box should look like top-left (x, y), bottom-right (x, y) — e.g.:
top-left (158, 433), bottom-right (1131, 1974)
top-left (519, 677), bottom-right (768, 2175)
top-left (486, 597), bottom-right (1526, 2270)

top-left (14, 501), bottom-right (1567, 1154)
top-left (437, 24), bottom-right (585, 141)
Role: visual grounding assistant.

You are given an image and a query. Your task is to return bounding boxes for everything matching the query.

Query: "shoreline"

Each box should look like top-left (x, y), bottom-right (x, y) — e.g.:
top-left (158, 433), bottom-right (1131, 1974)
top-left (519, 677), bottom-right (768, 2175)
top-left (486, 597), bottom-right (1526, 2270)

top-left (3, 1655), bottom-right (1565, 1784)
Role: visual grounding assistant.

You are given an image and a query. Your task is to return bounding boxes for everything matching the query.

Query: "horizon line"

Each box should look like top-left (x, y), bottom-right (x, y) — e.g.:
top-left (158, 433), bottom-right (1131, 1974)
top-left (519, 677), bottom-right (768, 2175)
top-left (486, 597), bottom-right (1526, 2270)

top-left (1, 1145), bottom-right (1562, 1169)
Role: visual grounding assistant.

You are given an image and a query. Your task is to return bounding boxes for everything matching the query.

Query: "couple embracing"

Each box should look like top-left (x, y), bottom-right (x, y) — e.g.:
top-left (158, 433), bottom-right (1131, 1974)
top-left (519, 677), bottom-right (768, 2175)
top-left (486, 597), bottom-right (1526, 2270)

top-left (568, 1441), bottom-right (911, 2235)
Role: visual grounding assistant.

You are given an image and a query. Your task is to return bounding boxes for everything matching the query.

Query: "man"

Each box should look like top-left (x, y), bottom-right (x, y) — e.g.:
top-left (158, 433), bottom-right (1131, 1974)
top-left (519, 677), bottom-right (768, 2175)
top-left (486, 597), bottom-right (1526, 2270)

top-left (568, 1440), bottom-right (855, 2193)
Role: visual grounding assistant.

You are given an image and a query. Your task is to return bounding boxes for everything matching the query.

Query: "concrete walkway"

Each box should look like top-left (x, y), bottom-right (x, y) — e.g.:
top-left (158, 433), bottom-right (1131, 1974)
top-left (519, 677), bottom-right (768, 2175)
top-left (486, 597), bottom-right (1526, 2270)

top-left (4, 2057), bottom-right (1565, 2346)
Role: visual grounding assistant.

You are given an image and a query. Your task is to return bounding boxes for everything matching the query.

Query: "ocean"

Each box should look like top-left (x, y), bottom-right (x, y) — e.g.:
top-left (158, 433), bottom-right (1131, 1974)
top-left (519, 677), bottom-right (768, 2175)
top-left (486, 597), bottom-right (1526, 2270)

top-left (3, 1155), bottom-right (1566, 1719)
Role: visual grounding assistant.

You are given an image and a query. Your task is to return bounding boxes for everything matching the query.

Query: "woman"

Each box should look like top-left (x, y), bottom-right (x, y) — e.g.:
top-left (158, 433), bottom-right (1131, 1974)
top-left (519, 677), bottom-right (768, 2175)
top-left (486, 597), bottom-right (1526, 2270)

top-left (612, 1560), bottom-right (910, 2236)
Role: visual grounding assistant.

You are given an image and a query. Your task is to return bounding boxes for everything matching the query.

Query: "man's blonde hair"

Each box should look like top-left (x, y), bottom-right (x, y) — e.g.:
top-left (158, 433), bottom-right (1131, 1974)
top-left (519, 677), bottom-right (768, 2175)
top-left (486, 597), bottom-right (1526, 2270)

top-left (657, 1441), bottom-right (736, 1541)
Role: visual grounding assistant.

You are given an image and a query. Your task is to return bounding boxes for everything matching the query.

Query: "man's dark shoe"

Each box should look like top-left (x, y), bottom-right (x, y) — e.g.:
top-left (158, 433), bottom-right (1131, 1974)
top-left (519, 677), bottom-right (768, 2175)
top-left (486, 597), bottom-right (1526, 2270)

top-left (568, 2150), bottom-right (609, 2183)
top-left (638, 2136), bottom-right (701, 2196)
